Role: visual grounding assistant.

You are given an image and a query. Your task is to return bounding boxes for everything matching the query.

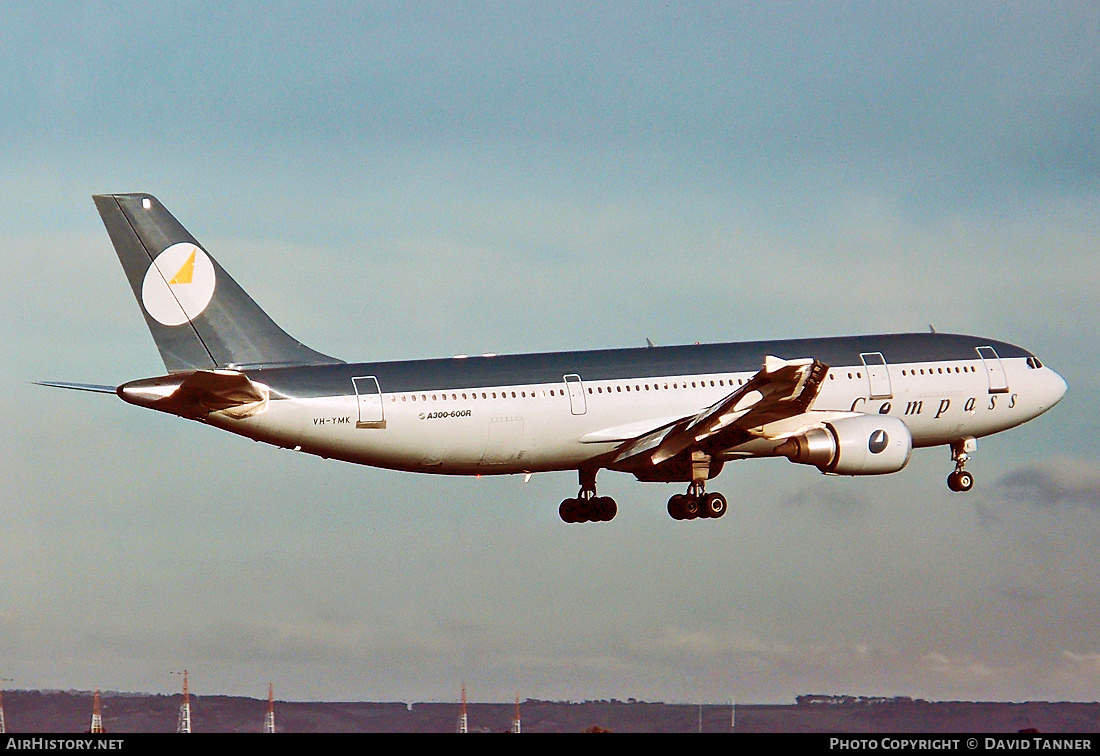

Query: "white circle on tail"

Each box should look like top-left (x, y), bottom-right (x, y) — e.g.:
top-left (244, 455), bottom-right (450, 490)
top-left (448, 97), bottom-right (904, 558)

top-left (141, 243), bottom-right (216, 326)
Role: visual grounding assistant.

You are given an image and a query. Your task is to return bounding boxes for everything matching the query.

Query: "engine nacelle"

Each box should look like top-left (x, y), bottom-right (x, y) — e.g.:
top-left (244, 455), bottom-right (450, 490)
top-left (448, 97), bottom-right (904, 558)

top-left (775, 415), bottom-right (912, 475)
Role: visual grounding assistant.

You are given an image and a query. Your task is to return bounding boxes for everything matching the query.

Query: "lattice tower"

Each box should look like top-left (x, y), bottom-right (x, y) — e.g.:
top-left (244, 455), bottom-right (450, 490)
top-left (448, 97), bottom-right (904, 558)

top-left (90, 689), bottom-right (104, 733)
top-left (456, 684), bottom-right (468, 733)
top-left (263, 683), bottom-right (275, 733)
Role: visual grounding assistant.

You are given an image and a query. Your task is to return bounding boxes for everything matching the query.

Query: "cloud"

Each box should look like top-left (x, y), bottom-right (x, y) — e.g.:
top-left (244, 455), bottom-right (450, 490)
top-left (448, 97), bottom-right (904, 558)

top-left (784, 484), bottom-right (869, 518)
top-left (995, 459), bottom-right (1100, 511)
top-left (1059, 651), bottom-right (1100, 675)
top-left (921, 652), bottom-right (1014, 682)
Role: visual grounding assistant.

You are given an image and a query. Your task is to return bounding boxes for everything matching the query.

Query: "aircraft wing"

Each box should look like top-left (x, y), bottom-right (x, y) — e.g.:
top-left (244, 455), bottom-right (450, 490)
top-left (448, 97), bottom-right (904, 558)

top-left (609, 355), bottom-right (830, 474)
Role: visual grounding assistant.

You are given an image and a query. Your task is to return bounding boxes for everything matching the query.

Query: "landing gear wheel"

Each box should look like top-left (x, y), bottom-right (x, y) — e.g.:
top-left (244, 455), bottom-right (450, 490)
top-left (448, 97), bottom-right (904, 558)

top-left (681, 495), bottom-right (700, 520)
top-left (947, 470), bottom-right (974, 492)
top-left (947, 438), bottom-right (977, 493)
top-left (560, 468), bottom-right (617, 523)
top-left (559, 498), bottom-right (579, 523)
top-left (668, 494), bottom-right (686, 520)
top-left (701, 492), bottom-right (727, 519)
top-left (595, 496), bottom-right (618, 522)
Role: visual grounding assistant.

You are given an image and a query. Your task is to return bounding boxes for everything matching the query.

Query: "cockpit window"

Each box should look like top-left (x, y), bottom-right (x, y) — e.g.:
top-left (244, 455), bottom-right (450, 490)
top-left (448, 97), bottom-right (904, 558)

top-left (1026, 356), bottom-right (1044, 369)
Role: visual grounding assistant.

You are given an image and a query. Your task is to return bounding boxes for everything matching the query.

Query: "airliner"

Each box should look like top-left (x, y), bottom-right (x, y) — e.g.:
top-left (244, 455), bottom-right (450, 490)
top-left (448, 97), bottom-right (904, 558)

top-left (40, 194), bottom-right (1067, 523)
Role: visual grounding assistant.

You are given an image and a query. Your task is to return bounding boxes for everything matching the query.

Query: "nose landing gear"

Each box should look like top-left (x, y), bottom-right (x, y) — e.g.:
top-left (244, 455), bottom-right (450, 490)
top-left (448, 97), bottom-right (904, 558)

top-left (947, 437), bottom-right (977, 492)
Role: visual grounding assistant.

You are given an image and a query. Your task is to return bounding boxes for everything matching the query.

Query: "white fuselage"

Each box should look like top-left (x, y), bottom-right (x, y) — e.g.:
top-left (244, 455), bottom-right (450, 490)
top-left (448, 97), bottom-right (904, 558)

top-left (211, 351), bottom-right (1066, 479)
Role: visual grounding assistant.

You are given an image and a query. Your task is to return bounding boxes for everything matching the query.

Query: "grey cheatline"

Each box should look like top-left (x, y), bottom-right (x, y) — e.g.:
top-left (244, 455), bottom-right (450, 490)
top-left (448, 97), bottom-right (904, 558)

top-left (36, 192), bottom-right (1068, 524)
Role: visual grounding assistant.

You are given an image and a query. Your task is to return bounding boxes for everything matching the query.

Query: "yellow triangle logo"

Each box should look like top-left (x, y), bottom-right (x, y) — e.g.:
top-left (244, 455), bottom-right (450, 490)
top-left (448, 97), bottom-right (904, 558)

top-left (168, 249), bottom-right (196, 285)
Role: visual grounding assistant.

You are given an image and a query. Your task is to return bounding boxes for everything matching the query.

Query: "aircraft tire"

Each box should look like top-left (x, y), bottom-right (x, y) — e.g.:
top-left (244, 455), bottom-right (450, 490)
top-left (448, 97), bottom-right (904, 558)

top-left (595, 496), bottom-right (617, 522)
top-left (682, 495), bottom-right (700, 520)
top-left (559, 498), bottom-right (579, 523)
top-left (947, 471), bottom-right (974, 493)
top-left (668, 495), bottom-right (685, 520)
top-left (702, 492), bottom-right (727, 518)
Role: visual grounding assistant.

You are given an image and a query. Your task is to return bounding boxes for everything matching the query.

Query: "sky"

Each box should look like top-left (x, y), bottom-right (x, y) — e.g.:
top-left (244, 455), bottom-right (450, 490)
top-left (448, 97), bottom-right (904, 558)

top-left (2, 1), bottom-right (1100, 706)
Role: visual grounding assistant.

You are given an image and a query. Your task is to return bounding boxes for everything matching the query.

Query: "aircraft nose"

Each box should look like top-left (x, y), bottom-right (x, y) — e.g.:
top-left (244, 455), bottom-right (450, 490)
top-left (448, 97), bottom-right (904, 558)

top-left (1045, 367), bottom-right (1068, 407)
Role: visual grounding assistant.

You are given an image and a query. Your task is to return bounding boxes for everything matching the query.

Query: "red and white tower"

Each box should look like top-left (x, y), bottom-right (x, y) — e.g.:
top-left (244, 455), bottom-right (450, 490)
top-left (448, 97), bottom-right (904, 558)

top-left (456, 684), bottom-right (468, 733)
top-left (263, 683), bottom-right (275, 733)
top-left (90, 689), bottom-right (104, 733)
top-left (0, 678), bottom-right (12, 734)
top-left (174, 670), bottom-right (192, 733)
top-left (511, 693), bottom-right (521, 734)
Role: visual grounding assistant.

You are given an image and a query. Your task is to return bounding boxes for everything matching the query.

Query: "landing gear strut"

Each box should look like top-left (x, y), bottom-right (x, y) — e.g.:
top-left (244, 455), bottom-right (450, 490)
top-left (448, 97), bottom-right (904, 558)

top-left (947, 437), bottom-right (976, 492)
top-left (559, 468), bottom-right (617, 523)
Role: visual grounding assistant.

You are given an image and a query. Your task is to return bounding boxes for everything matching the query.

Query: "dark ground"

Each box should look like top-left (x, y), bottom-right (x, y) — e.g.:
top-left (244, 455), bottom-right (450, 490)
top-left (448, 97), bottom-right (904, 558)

top-left (3, 691), bottom-right (1099, 733)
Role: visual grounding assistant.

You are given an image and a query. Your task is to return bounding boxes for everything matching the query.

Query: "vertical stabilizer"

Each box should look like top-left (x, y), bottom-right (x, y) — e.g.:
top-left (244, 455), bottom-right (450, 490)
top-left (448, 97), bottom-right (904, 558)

top-left (94, 193), bottom-right (342, 373)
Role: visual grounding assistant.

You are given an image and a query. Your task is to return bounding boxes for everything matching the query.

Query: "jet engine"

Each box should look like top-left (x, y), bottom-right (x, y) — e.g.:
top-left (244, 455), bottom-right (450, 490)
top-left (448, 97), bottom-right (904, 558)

top-left (774, 415), bottom-right (912, 475)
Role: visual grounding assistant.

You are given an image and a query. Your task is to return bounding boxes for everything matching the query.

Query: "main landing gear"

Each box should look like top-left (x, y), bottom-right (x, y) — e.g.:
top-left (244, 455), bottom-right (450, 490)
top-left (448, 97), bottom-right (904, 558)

top-left (667, 450), bottom-right (727, 521)
top-left (667, 482), bottom-right (728, 521)
top-left (559, 469), bottom-right (617, 523)
top-left (947, 437), bottom-right (977, 492)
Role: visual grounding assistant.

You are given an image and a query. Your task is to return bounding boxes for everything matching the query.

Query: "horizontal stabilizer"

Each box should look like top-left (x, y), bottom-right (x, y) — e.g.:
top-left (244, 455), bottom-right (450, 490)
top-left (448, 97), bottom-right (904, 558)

top-left (34, 381), bottom-right (118, 394)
